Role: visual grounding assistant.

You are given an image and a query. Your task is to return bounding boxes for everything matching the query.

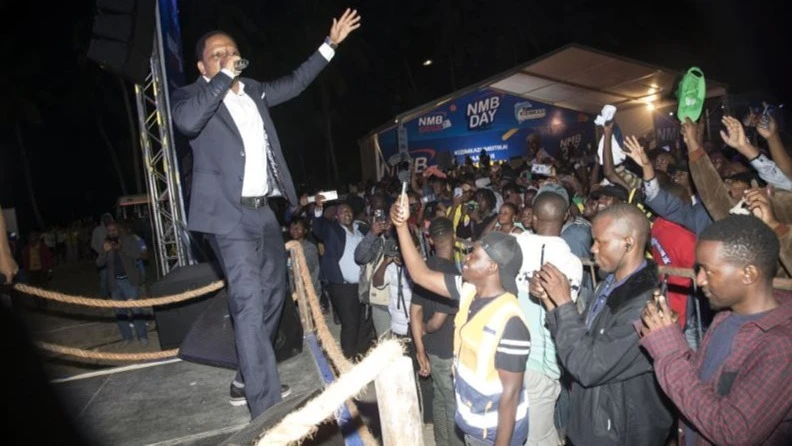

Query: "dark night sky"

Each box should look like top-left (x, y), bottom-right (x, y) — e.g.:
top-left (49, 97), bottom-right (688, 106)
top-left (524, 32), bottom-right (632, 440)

top-left (1, 0), bottom-right (790, 233)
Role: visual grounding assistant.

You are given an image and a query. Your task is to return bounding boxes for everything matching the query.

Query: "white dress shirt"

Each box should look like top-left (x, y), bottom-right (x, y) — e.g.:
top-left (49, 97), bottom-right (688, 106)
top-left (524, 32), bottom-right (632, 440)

top-left (204, 42), bottom-right (336, 198)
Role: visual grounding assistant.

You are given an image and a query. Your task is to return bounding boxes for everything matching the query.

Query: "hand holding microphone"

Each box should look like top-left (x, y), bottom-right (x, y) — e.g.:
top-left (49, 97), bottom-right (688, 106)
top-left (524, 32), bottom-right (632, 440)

top-left (220, 53), bottom-right (249, 75)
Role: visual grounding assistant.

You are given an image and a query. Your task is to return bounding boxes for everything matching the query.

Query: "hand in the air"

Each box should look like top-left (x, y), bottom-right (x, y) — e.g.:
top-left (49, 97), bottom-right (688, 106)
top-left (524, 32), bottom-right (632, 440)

top-left (622, 136), bottom-right (650, 168)
top-left (390, 201), bottom-right (409, 228)
top-left (329, 8), bottom-right (362, 45)
top-left (745, 187), bottom-right (780, 229)
top-left (719, 116), bottom-right (754, 156)
top-left (757, 114), bottom-right (779, 140)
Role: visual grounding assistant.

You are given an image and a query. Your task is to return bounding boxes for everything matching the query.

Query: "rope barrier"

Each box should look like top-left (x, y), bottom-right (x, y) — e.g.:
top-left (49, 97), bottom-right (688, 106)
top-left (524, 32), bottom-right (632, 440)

top-left (286, 241), bottom-right (378, 445)
top-left (256, 340), bottom-right (404, 445)
top-left (13, 280), bottom-right (225, 308)
top-left (37, 341), bottom-right (179, 361)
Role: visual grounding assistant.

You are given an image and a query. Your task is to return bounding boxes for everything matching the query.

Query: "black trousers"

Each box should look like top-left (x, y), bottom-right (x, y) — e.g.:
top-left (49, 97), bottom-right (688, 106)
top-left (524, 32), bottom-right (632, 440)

top-left (207, 206), bottom-right (286, 419)
top-left (327, 283), bottom-right (369, 358)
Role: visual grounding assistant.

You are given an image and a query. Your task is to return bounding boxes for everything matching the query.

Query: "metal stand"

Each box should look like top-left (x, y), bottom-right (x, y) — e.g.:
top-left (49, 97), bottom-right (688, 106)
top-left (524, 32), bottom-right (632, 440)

top-left (134, 1), bottom-right (191, 278)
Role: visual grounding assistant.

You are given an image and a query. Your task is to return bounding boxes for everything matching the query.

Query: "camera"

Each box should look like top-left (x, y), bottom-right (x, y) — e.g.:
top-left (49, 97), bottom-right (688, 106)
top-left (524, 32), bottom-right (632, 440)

top-left (466, 202), bottom-right (477, 213)
top-left (383, 239), bottom-right (400, 258)
top-left (374, 209), bottom-right (387, 223)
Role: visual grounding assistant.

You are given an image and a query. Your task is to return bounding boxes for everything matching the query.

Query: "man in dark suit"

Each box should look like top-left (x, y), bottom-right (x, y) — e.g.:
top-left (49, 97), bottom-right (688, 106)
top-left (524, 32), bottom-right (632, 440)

top-left (171, 9), bottom-right (361, 419)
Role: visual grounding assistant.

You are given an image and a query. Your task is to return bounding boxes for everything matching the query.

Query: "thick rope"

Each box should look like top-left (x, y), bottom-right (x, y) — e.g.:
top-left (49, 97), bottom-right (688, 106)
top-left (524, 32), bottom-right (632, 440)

top-left (286, 241), bottom-right (378, 445)
top-left (13, 280), bottom-right (224, 308)
top-left (256, 340), bottom-right (404, 445)
top-left (37, 341), bottom-right (179, 361)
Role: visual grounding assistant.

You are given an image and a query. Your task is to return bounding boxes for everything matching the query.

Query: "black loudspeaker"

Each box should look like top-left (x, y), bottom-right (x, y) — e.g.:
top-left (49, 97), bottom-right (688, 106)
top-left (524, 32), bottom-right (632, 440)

top-left (178, 289), bottom-right (304, 369)
top-left (86, 0), bottom-right (156, 84)
top-left (151, 263), bottom-right (222, 350)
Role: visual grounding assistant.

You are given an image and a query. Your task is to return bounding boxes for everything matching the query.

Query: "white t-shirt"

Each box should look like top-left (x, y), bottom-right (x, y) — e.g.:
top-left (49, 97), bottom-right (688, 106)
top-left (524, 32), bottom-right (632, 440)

top-left (384, 263), bottom-right (412, 336)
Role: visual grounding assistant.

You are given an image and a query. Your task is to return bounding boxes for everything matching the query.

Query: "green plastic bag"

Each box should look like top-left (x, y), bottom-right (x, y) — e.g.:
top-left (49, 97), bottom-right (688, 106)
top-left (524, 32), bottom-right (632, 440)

top-left (677, 67), bottom-right (706, 123)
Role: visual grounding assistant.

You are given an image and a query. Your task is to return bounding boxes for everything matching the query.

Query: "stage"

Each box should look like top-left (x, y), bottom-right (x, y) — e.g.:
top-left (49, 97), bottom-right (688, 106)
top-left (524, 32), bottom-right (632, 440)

top-left (53, 344), bottom-right (346, 445)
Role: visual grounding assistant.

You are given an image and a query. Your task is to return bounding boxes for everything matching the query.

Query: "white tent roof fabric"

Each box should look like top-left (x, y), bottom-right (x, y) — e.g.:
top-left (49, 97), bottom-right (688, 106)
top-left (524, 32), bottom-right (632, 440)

top-left (372, 44), bottom-right (727, 134)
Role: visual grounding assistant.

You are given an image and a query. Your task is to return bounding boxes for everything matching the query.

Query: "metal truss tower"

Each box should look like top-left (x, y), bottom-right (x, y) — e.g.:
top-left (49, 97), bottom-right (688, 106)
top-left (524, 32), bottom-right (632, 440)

top-left (134, 1), bottom-right (191, 277)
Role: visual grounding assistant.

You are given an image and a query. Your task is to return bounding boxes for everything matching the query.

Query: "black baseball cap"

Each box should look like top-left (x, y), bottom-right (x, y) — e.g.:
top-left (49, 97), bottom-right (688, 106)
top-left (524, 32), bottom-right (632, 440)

top-left (479, 232), bottom-right (522, 296)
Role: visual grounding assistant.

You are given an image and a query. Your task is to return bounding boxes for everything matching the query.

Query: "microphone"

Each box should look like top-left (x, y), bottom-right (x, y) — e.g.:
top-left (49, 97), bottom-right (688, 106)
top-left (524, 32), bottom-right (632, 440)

top-left (234, 58), bottom-right (250, 72)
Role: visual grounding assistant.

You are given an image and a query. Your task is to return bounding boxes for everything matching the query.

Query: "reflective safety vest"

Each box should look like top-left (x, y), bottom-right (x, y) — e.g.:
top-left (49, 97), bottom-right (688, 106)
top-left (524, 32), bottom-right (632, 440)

top-left (453, 285), bottom-right (529, 444)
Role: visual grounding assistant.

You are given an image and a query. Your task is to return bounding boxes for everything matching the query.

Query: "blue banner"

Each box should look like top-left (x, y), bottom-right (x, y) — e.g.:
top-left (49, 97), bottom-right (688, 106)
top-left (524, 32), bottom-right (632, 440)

top-left (159, 0), bottom-right (185, 92)
top-left (378, 88), bottom-right (596, 172)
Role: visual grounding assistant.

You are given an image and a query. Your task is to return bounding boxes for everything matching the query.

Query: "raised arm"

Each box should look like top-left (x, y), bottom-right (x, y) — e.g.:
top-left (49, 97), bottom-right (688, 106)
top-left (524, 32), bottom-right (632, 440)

top-left (721, 116), bottom-right (792, 191)
top-left (757, 113), bottom-right (792, 180)
top-left (260, 9), bottom-right (360, 107)
top-left (390, 201), bottom-right (451, 298)
top-left (686, 118), bottom-right (735, 221)
top-left (600, 123), bottom-right (631, 190)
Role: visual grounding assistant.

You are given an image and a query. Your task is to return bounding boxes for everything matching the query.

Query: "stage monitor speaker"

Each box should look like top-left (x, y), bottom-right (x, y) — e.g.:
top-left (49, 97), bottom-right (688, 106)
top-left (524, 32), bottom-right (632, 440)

top-left (178, 288), bottom-right (304, 368)
top-left (86, 0), bottom-right (156, 84)
top-left (151, 263), bottom-right (222, 350)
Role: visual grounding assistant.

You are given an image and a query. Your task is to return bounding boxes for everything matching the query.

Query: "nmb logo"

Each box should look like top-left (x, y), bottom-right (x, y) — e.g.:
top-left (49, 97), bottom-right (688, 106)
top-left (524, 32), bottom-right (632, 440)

top-left (656, 126), bottom-right (679, 142)
top-left (419, 115), bottom-right (444, 126)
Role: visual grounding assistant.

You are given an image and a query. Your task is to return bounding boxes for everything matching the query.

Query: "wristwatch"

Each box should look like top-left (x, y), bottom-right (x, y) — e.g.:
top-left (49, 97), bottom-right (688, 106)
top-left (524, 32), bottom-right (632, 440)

top-left (324, 36), bottom-right (338, 50)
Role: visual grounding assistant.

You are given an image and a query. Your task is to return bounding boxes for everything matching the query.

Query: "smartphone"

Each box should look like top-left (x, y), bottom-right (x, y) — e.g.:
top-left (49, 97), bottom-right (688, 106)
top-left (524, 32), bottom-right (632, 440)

top-left (531, 163), bottom-right (553, 176)
top-left (374, 209), bottom-right (387, 223)
top-left (307, 190), bottom-right (338, 203)
top-left (466, 202), bottom-right (477, 212)
top-left (656, 276), bottom-right (669, 311)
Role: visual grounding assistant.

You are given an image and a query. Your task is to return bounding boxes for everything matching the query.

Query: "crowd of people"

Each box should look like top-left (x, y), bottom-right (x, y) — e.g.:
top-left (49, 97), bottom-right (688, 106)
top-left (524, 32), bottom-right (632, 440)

top-left (161, 9), bottom-right (791, 445)
top-left (280, 107), bottom-right (792, 446)
top-left (4, 211), bottom-right (152, 344)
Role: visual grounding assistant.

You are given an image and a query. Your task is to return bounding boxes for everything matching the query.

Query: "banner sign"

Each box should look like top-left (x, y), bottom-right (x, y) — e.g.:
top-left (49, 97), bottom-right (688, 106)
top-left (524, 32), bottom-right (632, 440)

top-left (159, 0), bottom-right (185, 92)
top-left (377, 88), bottom-right (596, 173)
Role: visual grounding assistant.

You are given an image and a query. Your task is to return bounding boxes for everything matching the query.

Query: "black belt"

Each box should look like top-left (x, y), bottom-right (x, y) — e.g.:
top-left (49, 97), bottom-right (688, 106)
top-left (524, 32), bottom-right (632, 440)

top-left (240, 196), bottom-right (269, 209)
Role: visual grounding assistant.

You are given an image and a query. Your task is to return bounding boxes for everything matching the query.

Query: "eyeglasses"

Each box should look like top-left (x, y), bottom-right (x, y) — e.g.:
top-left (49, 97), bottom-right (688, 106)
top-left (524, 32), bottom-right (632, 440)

top-left (209, 50), bottom-right (240, 61)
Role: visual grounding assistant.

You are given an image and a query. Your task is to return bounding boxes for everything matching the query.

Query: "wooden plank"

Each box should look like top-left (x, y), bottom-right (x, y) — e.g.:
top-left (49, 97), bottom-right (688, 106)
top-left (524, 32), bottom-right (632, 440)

top-left (374, 356), bottom-right (424, 446)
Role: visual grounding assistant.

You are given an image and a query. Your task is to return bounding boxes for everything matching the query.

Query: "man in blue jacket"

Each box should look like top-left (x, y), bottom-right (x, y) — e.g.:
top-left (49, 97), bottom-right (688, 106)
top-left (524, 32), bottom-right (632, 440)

top-left (308, 195), bottom-right (370, 358)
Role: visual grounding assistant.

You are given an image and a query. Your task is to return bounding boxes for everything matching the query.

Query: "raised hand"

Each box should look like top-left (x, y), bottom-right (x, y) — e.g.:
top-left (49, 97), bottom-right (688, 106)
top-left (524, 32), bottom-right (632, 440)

top-left (720, 116), bottom-right (750, 151)
top-left (681, 118), bottom-right (698, 147)
top-left (390, 201), bottom-right (409, 228)
top-left (622, 136), bottom-right (650, 168)
top-left (745, 187), bottom-right (780, 229)
top-left (329, 8), bottom-right (362, 45)
top-left (757, 114), bottom-right (779, 140)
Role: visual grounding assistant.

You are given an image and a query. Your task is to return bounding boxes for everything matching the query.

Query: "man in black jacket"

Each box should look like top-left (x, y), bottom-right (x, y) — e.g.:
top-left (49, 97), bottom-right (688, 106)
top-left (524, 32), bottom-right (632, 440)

top-left (530, 204), bottom-right (673, 445)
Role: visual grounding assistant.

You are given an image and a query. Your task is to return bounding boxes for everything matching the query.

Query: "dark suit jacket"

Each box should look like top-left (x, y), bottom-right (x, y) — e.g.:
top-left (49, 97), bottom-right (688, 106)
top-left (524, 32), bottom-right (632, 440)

top-left (171, 50), bottom-right (329, 235)
top-left (311, 215), bottom-right (369, 285)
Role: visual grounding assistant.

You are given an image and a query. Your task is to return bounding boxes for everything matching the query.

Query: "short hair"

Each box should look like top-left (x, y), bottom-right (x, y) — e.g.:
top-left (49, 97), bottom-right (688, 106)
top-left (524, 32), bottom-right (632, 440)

top-left (500, 202), bottom-right (519, 215)
top-left (475, 188), bottom-right (497, 210)
top-left (595, 203), bottom-right (650, 245)
top-left (699, 215), bottom-right (779, 279)
top-left (290, 218), bottom-right (308, 230)
top-left (502, 182), bottom-right (522, 196)
top-left (429, 217), bottom-right (454, 242)
top-left (533, 191), bottom-right (567, 221)
top-left (195, 30), bottom-right (231, 60)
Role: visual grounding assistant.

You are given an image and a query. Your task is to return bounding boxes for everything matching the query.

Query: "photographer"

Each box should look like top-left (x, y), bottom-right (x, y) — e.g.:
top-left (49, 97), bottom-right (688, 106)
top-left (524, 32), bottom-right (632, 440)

top-left (96, 222), bottom-right (148, 345)
top-left (372, 239), bottom-right (412, 337)
top-left (456, 188), bottom-right (498, 242)
top-left (355, 206), bottom-right (394, 337)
